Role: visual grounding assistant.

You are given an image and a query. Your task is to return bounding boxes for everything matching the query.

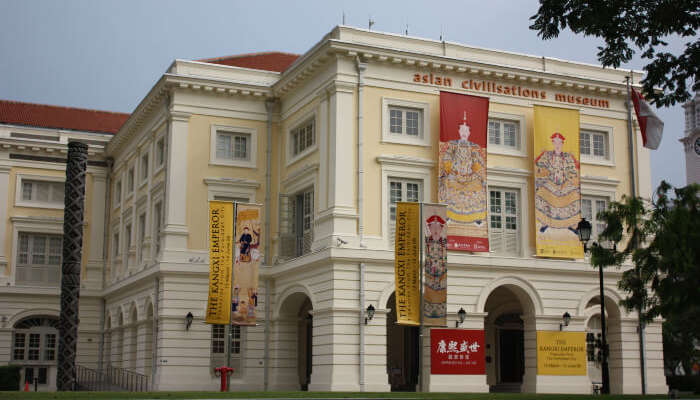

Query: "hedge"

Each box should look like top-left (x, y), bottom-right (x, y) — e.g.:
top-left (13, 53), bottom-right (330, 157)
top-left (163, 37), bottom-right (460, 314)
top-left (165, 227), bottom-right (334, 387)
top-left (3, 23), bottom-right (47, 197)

top-left (0, 365), bottom-right (21, 391)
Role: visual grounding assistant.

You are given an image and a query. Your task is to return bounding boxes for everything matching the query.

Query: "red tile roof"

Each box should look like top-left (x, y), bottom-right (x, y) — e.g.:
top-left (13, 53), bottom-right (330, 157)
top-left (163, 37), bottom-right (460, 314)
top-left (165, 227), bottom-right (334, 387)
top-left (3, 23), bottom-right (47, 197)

top-left (0, 100), bottom-right (129, 134)
top-left (198, 51), bottom-right (300, 73)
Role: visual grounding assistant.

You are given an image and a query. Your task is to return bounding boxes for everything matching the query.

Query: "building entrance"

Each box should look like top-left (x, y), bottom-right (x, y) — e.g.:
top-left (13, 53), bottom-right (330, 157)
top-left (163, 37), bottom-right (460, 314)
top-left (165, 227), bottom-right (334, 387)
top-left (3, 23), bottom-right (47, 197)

top-left (498, 327), bottom-right (524, 383)
top-left (298, 298), bottom-right (313, 391)
top-left (386, 293), bottom-right (419, 391)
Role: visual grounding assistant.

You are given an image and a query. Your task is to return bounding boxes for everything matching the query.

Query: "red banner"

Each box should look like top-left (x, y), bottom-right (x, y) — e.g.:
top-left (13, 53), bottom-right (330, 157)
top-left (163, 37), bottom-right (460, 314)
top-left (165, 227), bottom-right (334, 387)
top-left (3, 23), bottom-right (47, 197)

top-left (430, 328), bottom-right (485, 375)
top-left (439, 92), bottom-right (489, 252)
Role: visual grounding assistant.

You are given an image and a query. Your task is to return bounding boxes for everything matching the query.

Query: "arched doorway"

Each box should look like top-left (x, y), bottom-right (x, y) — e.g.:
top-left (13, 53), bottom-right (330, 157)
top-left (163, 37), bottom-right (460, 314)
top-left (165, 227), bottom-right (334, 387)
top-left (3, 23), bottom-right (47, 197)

top-left (583, 295), bottom-right (623, 394)
top-left (483, 285), bottom-right (538, 393)
top-left (11, 316), bottom-right (59, 391)
top-left (386, 292), bottom-right (419, 391)
top-left (276, 291), bottom-right (313, 391)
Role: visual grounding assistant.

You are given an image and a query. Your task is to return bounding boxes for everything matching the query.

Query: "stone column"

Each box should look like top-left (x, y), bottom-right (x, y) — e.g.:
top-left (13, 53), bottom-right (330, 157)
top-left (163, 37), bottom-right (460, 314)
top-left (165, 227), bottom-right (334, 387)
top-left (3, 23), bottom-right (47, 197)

top-left (308, 308), bottom-right (360, 391)
top-left (363, 309), bottom-right (391, 392)
top-left (268, 317), bottom-right (299, 390)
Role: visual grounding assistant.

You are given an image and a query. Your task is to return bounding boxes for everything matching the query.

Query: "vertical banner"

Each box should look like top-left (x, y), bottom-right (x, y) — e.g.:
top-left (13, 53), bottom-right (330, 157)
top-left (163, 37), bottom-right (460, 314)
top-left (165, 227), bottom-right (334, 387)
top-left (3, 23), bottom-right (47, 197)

top-left (232, 203), bottom-right (262, 326)
top-left (422, 203), bottom-right (447, 327)
top-left (537, 331), bottom-right (587, 375)
top-left (534, 105), bottom-right (584, 258)
top-left (439, 91), bottom-right (489, 252)
top-left (394, 202), bottom-right (420, 326)
top-left (206, 201), bottom-right (234, 325)
top-left (431, 329), bottom-right (485, 374)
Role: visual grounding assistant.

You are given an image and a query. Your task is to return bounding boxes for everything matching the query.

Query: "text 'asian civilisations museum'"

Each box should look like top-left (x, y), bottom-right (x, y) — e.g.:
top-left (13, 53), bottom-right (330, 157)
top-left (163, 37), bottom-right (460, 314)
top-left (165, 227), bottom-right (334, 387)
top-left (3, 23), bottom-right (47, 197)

top-left (0, 25), bottom-right (667, 394)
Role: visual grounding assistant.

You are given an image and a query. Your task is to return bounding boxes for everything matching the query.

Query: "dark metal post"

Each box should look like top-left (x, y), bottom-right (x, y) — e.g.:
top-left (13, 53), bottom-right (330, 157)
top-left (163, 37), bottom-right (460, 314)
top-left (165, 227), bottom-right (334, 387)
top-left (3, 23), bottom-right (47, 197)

top-left (598, 264), bottom-right (610, 394)
top-left (56, 141), bottom-right (88, 391)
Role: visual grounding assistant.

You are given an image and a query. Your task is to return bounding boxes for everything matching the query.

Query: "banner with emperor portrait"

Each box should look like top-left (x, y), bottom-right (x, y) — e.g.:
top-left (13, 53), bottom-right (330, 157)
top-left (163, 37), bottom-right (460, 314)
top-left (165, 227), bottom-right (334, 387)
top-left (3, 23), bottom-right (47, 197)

top-left (439, 91), bottom-right (489, 252)
top-left (533, 105), bottom-right (584, 259)
top-left (232, 203), bottom-right (263, 326)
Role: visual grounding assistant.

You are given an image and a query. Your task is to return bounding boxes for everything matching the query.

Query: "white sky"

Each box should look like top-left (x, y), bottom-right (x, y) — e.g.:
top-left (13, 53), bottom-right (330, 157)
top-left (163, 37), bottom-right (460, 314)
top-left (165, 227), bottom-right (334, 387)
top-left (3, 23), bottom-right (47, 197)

top-left (0, 0), bottom-right (692, 189)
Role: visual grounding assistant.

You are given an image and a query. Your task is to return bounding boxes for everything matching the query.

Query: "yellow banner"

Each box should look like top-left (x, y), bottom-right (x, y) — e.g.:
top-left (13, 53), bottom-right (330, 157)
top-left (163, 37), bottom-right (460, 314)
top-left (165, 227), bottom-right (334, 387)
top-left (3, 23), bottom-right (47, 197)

top-left (533, 105), bottom-right (584, 259)
top-left (394, 202), bottom-right (421, 326)
top-left (537, 331), bottom-right (587, 375)
top-left (206, 201), bottom-right (233, 325)
top-left (232, 203), bottom-right (262, 326)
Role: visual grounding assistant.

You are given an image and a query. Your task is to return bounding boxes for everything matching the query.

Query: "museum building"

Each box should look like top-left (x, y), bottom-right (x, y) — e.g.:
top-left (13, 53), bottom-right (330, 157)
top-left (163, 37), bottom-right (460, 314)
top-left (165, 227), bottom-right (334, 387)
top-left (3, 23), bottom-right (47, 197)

top-left (0, 25), bottom-right (667, 393)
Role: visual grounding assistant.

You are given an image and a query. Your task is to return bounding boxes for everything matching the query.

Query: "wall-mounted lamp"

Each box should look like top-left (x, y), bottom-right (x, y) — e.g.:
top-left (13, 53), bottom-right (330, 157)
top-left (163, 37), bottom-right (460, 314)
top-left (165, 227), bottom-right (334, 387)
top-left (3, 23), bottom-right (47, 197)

top-left (560, 311), bottom-right (571, 331)
top-left (185, 312), bottom-right (194, 330)
top-left (365, 304), bottom-right (375, 325)
top-left (455, 307), bottom-right (466, 327)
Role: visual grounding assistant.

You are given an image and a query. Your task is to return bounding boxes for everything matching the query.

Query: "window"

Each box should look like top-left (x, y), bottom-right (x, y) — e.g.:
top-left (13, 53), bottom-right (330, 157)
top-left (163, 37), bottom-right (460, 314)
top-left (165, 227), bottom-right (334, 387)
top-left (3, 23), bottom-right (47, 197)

top-left (388, 178), bottom-right (422, 243)
top-left (154, 202), bottom-right (162, 256)
top-left (156, 138), bottom-right (165, 166)
top-left (127, 168), bottom-right (134, 193)
top-left (279, 189), bottom-right (314, 259)
top-left (141, 153), bottom-right (149, 182)
top-left (290, 119), bottom-right (315, 157)
top-left (19, 179), bottom-right (64, 207)
top-left (211, 325), bottom-right (242, 377)
top-left (488, 119), bottom-right (520, 149)
top-left (217, 132), bottom-right (249, 161)
top-left (15, 233), bottom-right (62, 287)
top-left (124, 224), bottom-right (132, 268)
top-left (488, 188), bottom-right (520, 256)
top-left (12, 317), bottom-right (59, 363)
top-left (114, 180), bottom-right (122, 207)
top-left (389, 106), bottom-right (422, 136)
top-left (138, 213), bottom-right (146, 264)
top-left (580, 125), bottom-right (613, 164)
top-left (112, 232), bottom-right (120, 259)
top-left (582, 196), bottom-right (609, 243)
top-left (381, 98), bottom-right (431, 146)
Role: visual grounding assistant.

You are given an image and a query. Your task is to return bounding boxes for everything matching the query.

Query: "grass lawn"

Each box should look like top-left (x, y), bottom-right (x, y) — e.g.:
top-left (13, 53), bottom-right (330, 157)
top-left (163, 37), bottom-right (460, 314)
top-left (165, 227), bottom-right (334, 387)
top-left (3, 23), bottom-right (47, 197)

top-left (0, 392), bottom-right (698, 400)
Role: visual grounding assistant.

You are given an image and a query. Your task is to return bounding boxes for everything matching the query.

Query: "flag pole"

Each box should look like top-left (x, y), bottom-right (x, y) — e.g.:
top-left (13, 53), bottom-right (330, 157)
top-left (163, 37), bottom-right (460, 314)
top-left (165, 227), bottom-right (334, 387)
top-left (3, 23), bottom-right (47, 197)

top-left (626, 74), bottom-right (647, 395)
top-left (418, 203), bottom-right (424, 392)
top-left (226, 202), bottom-right (237, 392)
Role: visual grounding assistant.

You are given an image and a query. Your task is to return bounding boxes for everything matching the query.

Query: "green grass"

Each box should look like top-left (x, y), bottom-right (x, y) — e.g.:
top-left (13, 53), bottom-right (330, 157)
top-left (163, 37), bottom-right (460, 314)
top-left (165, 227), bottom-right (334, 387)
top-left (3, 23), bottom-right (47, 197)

top-left (0, 392), bottom-right (698, 400)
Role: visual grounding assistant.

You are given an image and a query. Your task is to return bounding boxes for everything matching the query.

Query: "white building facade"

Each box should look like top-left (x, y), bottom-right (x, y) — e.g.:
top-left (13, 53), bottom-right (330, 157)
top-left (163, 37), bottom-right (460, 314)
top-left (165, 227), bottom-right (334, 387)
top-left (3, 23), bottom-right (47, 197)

top-left (0, 26), bottom-right (667, 394)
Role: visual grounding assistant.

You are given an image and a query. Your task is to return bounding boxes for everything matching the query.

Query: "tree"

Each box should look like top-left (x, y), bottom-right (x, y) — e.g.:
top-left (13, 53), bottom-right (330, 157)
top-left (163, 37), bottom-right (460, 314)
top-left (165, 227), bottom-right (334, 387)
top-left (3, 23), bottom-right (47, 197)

top-left (530, 0), bottom-right (700, 107)
top-left (592, 182), bottom-right (700, 374)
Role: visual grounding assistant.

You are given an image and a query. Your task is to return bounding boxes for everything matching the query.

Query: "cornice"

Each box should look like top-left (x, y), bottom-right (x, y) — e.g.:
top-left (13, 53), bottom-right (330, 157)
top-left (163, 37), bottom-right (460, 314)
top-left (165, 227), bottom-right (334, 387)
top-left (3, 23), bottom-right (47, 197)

top-left (203, 177), bottom-right (260, 189)
top-left (326, 40), bottom-right (636, 98)
top-left (487, 166), bottom-right (532, 178)
top-left (281, 162), bottom-right (320, 187)
top-left (166, 73), bottom-right (273, 98)
top-left (581, 175), bottom-right (621, 187)
top-left (376, 154), bottom-right (434, 168)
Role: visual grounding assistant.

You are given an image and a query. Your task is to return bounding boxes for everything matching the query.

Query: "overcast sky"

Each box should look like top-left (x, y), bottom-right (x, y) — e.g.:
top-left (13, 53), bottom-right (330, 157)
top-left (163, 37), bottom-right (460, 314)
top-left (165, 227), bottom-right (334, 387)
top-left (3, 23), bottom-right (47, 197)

top-left (0, 0), bottom-right (692, 190)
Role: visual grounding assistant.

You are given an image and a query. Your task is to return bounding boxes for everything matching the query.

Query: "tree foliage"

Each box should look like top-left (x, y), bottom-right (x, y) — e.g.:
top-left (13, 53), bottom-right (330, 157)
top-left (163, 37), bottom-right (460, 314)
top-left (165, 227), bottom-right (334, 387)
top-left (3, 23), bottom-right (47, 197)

top-left (530, 0), bottom-right (700, 107)
top-left (591, 182), bottom-right (700, 374)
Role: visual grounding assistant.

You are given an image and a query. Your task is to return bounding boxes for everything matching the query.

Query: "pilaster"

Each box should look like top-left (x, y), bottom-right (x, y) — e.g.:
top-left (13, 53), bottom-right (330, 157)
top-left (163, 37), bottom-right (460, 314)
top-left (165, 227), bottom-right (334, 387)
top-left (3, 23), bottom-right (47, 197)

top-left (86, 171), bottom-right (106, 289)
top-left (0, 165), bottom-right (10, 280)
top-left (162, 111), bottom-right (190, 255)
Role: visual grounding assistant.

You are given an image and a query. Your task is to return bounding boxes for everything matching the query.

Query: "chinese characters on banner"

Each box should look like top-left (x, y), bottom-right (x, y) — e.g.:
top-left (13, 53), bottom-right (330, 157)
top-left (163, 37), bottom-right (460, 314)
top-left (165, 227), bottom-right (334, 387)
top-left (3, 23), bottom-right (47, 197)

top-left (431, 329), bottom-right (485, 374)
top-left (536, 331), bottom-right (587, 375)
top-left (423, 204), bottom-right (447, 327)
top-left (439, 91), bottom-right (490, 252)
top-left (394, 202), bottom-right (421, 326)
top-left (232, 203), bottom-right (262, 326)
top-left (533, 105), bottom-right (584, 258)
top-left (206, 201), bottom-right (233, 325)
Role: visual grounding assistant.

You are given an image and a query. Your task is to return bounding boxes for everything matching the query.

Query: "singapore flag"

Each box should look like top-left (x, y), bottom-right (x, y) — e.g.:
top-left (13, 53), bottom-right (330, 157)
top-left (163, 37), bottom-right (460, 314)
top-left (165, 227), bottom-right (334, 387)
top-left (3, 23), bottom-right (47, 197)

top-left (631, 88), bottom-right (664, 150)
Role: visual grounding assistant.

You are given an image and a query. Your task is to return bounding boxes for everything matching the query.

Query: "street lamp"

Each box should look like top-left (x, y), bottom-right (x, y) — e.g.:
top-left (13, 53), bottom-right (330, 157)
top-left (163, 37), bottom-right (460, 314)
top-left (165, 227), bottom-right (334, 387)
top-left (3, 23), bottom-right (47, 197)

top-left (577, 217), bottom-right (610, 395)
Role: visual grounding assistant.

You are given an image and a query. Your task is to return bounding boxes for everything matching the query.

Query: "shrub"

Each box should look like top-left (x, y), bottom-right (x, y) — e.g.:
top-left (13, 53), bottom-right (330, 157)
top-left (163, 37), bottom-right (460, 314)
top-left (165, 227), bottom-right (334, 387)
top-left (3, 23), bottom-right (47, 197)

top-left (0, 365), bottom-right (21, 391)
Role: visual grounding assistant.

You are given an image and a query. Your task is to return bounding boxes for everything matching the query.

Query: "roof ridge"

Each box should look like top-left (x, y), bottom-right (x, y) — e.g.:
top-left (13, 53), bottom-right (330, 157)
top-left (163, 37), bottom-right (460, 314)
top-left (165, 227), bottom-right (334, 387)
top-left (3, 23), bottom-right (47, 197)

top-left (0, 99), bottom-right (129, 116)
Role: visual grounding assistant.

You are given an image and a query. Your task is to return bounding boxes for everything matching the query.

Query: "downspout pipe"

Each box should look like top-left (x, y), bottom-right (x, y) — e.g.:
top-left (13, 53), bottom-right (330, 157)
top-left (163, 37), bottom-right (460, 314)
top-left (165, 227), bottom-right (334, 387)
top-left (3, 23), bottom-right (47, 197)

top-left (356, 58), bottom-right (367, 247)
top-left (263, 99), bottom-right (276, 391)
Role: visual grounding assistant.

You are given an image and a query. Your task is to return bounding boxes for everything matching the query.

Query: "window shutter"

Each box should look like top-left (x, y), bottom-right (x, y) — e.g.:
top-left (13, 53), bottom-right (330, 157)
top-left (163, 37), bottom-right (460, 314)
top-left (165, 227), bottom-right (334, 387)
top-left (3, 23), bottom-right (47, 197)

top-left (278, 194), bottom-right (296, 261)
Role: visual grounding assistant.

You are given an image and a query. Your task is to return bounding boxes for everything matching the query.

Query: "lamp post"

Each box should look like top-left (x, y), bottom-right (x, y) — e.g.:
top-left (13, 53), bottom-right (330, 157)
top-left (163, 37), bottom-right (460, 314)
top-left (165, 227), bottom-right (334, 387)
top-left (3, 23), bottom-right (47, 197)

top-left (577, 217), bottom-right (610, 394)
